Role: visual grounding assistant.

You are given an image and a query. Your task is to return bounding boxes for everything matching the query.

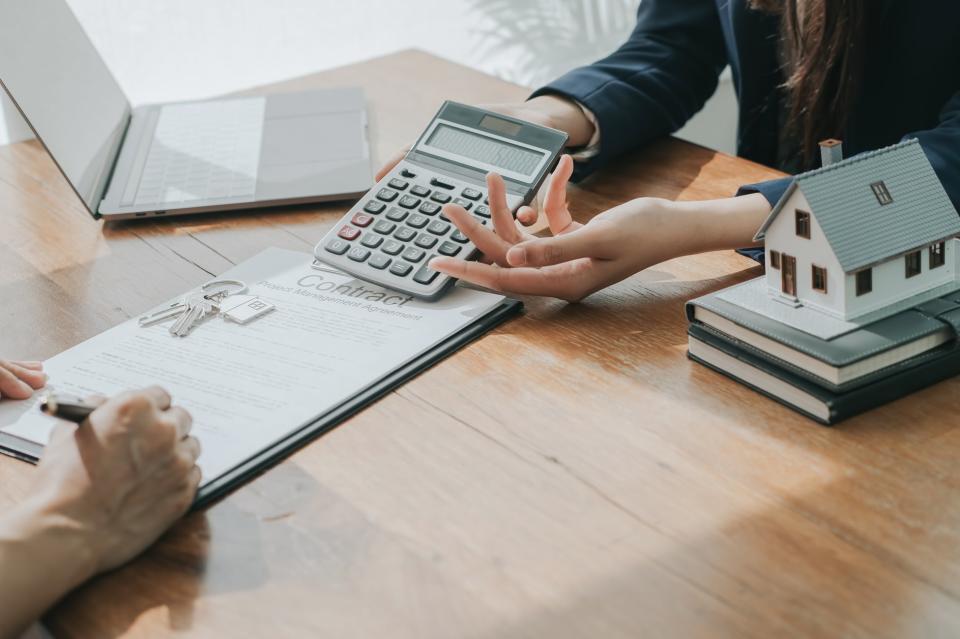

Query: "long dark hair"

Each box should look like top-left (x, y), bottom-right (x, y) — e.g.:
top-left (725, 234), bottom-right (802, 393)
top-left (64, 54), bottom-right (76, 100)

top-left (751, 0), bottom-right (867, 164)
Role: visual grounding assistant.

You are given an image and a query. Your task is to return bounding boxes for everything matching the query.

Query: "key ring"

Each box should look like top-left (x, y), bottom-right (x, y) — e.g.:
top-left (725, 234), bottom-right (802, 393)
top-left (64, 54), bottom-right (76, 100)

top-left (200, 279), bottom-right (247, 302)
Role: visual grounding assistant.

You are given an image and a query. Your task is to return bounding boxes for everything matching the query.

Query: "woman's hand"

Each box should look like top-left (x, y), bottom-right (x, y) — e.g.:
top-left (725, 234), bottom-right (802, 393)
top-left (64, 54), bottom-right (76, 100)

top-left (429, 155), bottom-right (677, 301)
top-left (0, 360), bottom-right (46, 400)
top-left (429, 155), bottom-right (773, 301)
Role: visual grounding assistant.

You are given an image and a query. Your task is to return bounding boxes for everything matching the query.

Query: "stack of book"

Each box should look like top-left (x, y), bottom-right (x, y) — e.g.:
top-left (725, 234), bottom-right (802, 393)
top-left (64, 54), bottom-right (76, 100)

top-left (685, 279), bottom-right (960, 424)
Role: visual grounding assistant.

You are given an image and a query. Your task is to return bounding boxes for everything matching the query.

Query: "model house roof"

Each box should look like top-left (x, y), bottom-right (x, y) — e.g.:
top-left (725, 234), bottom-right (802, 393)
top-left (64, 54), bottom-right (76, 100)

top-left (754, 139), bottom-right (960, 273)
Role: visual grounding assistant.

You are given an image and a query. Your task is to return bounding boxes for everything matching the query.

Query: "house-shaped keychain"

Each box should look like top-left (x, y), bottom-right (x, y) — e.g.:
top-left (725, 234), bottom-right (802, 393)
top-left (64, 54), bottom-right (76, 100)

top-left (753, 139), bottom-right (960, 320)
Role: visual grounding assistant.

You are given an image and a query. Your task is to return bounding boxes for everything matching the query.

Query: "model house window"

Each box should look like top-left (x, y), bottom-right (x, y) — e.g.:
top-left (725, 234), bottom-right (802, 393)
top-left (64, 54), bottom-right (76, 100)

top-left (905, 250), bottom-right (922, 278)
top-left (811, 265), bottom-right (827, 293)
top-left (855, 268), bottom-right (872, 296)
top-left (795, 210), bottom-right (811, 239)
top-left (930, 241), bottom-right (946, 269)
top-left (770, 250), bottom-right (781, 269)
top-left (870, 181), bottom-right (893, 205)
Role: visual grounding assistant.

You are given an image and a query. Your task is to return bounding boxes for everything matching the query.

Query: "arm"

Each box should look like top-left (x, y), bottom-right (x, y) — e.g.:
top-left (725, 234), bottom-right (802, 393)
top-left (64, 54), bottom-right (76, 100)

top-left (0, 387), bottom-right (200, 639)
top-left (531, 0), bottom-right (728, 180)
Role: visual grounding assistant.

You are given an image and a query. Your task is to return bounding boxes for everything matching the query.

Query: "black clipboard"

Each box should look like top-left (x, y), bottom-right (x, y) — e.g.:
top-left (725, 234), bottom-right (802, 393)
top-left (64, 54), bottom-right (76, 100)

top-left (194, 298), bottom-right (522, 508)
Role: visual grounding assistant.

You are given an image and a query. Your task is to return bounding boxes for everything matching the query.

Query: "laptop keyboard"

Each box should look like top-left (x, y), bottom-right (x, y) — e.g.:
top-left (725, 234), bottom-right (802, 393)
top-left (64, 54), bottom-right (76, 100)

top-left (132, 98), bottom-right (265, 206)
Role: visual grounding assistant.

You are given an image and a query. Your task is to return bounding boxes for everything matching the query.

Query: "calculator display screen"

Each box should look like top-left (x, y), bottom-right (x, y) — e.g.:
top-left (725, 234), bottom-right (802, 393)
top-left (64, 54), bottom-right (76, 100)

top-left (425, 124), bottom-right (545, 178)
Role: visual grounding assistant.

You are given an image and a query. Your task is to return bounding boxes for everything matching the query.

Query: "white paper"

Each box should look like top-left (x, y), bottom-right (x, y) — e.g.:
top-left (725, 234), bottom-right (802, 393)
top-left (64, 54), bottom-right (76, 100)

top-left (0, 248), bottom-right (506, 485)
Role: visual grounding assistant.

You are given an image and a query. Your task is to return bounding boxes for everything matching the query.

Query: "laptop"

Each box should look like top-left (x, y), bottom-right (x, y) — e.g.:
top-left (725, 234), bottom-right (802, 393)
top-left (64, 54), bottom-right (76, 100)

top-left (0, 0), bottom-right (372, 221)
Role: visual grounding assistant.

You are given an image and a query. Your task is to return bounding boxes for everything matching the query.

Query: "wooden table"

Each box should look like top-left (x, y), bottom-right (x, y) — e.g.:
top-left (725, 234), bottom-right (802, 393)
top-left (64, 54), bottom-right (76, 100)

top-left (2, 50), bottom-right (960, 638)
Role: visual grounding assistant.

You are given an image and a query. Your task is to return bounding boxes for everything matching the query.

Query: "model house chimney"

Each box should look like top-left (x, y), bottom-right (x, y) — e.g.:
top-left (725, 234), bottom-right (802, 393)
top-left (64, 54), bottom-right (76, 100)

top-left (820, 139), bottom-right (843, 167)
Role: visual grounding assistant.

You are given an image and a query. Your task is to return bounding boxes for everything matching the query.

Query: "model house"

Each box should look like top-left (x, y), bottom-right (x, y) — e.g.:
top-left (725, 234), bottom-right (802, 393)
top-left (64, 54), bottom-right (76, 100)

top-left (754, 139), bottom-right (960, 320)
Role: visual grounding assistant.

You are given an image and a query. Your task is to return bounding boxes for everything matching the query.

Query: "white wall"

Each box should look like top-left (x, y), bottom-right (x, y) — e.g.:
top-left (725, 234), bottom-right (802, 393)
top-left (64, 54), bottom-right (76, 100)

top-left (844, 240), bottom-right (958, 319)
top-left (0, 0), bottom-right (738, 154)
top-left (764, 190), bottom-right (846, 317)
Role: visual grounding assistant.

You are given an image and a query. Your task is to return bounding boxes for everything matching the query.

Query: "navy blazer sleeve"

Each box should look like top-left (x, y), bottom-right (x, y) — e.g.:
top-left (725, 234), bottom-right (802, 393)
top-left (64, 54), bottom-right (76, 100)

top-left (531, 0), bottom-right (728, 181)
top-left (739, 90), bottom-right (960, 209)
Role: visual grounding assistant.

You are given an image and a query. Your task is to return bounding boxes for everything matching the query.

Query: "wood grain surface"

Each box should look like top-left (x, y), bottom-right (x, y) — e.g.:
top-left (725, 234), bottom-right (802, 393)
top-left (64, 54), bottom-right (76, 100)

top-left (2, 50), bottom-right (959, 638)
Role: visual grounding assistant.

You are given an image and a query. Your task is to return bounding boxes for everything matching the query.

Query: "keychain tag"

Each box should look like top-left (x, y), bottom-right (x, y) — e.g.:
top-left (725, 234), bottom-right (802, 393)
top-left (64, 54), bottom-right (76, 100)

top-left (220, 295), bottom-right (276, 324)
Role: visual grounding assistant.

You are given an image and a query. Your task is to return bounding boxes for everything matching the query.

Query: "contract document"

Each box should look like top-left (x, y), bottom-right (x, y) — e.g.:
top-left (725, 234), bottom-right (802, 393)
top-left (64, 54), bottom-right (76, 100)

top-left (0, 248), bottom-right (518, 502)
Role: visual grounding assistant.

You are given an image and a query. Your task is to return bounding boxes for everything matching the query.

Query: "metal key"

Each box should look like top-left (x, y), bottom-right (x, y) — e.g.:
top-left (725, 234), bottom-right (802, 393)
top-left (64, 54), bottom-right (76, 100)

top-left (169, 295), bottom-right (217, 337)
top-left (138, 298), bottom-right (191, 327)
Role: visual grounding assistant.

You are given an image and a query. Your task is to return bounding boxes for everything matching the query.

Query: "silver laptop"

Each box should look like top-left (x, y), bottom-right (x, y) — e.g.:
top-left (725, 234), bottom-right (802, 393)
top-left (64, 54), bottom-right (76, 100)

top-left (0, 0), bottom-right (372, 221)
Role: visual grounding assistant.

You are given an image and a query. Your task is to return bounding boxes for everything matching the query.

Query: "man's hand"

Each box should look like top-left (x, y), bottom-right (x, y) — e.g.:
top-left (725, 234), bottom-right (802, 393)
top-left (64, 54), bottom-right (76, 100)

top-left (31, 386), bottom-right (201, 574)
top-left (0, 360), bottom-right (46, 400)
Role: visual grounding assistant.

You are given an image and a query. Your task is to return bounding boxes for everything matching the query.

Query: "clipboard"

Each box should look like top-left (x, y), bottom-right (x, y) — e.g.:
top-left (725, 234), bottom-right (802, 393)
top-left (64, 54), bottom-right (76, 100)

top-left (194, 298), bottom-right (522, 507)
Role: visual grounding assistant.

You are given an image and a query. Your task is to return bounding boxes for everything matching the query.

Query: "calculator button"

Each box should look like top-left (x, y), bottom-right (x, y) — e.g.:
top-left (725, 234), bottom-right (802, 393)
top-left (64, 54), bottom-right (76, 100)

top-left (325, 239), bottom-right (350, 255)
top-left (363, 200), bottom-right (386, 215)
top-left (452, 198), bottom-right (472, 210)
top-left (377, 188), bottom-right (399, 202)
top-left (402, 247), bottom-right (426, 263)
top-left (419, 202), bottom-right (441, 216)
top-left (430, 192), bottom-right (452, 204)
top-left (400, 168), bottom-right (417, 179)
top-left (361, 234), bottom-right (384, 248)
top-left (351, 213), bottom-right (374, 227)
top-left (388, 178), bottom-right (409, 191)
top-left (474, 205), bottom-right (490, 218)
top-left (386, 207), bottom-right (408, 222)
top-left (382, 239), bottom-right (404, 255)
top-left (347, 247), bottom-right (370, 262)
top-left (369, 254), bottom-right (392, 270)
top-left (394, 227), bottom-right (416, 242)
top-left (415, 233), bottom-right (438, 249)
top-left (462, 188), bottom-right (482, 201)
top-left (451, 230), bottom-right (470, 243)
top-left (438, 241), bottom-right (462, 257)
top-left (410, 185), bottom-right (431, 197)
top-left (407, 213), bottom-right (429, 229)
top-left (430, 177), bottom-right (456, 190)
top-left (337, 226), bottom-right (361, 241)
top-left (373, 220), bottom-right (396, 235)
top-left (399, 195), bottom-right (421, 209)
top-left (428, 221), bottom-right (451, 236)
top-left (389, 262), bottom-right (413, 277)
top-left (413, 264), bottom-right (440, 285)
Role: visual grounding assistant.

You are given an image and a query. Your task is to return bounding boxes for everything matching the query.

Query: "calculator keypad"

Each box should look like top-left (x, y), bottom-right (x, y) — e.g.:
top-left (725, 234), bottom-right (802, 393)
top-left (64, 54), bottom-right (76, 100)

top-left (316, 161), bottom-right (525, 300)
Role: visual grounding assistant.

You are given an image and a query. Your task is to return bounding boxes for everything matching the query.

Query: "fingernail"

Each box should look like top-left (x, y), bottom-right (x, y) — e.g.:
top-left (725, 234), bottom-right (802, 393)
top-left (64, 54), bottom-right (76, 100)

top-left (508, 246), bottom-right (527, 266)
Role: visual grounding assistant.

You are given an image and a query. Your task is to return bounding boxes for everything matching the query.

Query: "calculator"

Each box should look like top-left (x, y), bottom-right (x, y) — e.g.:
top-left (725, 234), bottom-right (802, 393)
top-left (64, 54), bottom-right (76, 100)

top-left (313, 101), bottom-right (568, 300)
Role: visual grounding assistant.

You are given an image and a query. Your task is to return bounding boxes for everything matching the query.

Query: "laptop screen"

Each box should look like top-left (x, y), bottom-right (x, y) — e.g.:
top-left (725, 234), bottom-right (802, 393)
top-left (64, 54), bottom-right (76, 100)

top-left (0, 0), bottom-right (130, 214)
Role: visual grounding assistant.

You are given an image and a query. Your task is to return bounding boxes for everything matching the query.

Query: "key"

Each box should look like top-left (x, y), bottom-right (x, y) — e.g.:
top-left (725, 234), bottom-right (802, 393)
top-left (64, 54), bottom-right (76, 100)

top-left (399, 195), bottom-right (421, 209)
top-left (138, 299), bottom-right (189, 327)
top-left (430, 192), bottom-right (452, 204)
top-left (363, 200), bottom-right (386, 215)
top-left (419, 202), bottom-right (441, 216)
top-left (452, 198), bottom-right (472, 210)
top-left (411, 185), bottom-right (431, 197)
top-left (388, 178), bottom-right (409, 191)
top-left (461, 187), bottom-right (482, 200)
top-left (376, 188), bottom-right (399, 202)
top-left (170, 295), bottom-right (216, 337)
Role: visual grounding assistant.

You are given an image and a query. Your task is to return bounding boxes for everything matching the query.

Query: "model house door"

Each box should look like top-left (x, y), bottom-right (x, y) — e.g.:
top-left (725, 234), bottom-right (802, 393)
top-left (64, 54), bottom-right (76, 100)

top-left (781, 254), bottom-right (797, 297)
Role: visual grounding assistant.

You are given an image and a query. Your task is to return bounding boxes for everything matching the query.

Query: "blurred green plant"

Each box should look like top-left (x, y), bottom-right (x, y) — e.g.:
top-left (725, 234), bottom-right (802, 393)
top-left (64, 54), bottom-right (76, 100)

top-left (467, 0), bottom-right (640, 86)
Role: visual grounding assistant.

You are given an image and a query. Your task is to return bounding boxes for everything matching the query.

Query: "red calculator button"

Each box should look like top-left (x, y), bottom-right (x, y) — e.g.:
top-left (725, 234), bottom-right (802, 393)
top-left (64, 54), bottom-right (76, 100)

top-left (351, 213), bottom-right (374, 227)
top-left (337, 226), bottom-right (361, 241)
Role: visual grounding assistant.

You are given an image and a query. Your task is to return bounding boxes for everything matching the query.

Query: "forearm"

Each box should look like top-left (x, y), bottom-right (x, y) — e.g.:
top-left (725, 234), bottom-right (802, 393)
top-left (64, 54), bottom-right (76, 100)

top-left (0, 496), bottom-right (96, 639)
top-left (525, 95), bottom-right (596, 148)
top-left (664, 193), bottom-right (771, 257)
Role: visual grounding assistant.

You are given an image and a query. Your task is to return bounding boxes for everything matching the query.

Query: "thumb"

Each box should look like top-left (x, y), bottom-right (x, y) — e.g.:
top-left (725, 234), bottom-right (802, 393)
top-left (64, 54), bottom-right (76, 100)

top-left (505, 226), bottom-right (615, 267)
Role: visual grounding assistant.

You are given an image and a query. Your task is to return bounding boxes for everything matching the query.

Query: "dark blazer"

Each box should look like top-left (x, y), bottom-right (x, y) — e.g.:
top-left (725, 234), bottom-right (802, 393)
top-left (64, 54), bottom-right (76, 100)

top-left (533, 0), bottom-right (960, 245)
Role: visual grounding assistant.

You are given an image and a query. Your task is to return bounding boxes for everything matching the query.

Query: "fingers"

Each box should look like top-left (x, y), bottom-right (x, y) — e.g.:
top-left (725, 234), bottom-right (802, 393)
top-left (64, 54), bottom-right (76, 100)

top-left (487, 172), bottom-right (525, 244)
top-left (516, 205), bottom-right (538, 227)
top-left (505, 224), bottom-right (615, 268)
top-left (180, 435), bottom-right (202, 463)
top-left (374, 146), bottom-right (410, 183)
top-left (166, 406), bottom-right (194, 439)
top-left (83, 394), bottom-right (109, 408)
top-left (13, 361), bottom-right (43, 371)
top-left (430, 257), bottom-right (582, 299)
top-left (542, 155), bottom-right (576, 235)
top-left (0, 364), bottom-right (35, 399)
top-left (140, 385), bottom-right (172, 411)
top-left (442, 204), bottom-right (512, 265)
